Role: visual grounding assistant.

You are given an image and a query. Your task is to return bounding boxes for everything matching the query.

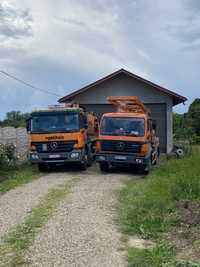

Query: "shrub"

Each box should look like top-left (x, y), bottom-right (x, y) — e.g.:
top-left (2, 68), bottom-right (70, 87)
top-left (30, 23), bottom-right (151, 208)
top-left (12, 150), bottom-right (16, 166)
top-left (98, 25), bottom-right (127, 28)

top-left (0, 143), bottom-right (16, 169)
top-left (191, 135), bottom-right (200, 145)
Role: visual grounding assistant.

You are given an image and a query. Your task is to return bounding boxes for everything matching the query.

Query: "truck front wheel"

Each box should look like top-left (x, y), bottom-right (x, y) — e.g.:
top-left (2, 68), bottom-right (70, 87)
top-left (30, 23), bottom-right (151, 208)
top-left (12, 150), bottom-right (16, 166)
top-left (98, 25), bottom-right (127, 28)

top-left (139, 159), bottom-right (151, 175)
top-left (38, 163), bottom-right (48, 172)
top-left (86, 144), bottom-right (93, 167)
top-left (99, 162), bottom-right (109, 172)
top-left (80, 150), bottom-right (87, 170)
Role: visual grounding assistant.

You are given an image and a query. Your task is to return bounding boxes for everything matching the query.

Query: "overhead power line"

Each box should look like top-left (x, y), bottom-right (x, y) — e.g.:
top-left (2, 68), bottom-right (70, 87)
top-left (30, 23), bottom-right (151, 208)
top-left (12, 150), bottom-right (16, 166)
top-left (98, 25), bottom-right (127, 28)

top-left (0, 70), bottom-right (61, 97)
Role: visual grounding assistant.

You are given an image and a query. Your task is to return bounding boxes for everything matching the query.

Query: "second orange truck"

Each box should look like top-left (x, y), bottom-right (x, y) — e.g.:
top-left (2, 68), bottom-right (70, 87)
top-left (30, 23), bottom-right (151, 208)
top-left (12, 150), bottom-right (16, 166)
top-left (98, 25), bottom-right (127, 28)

top-left (96, 96), bottom-right (160, 174)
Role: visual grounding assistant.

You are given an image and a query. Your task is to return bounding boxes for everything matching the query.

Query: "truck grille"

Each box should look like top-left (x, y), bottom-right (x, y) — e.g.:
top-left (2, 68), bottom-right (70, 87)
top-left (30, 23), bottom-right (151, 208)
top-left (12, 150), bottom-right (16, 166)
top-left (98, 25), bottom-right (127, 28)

top-left (32, 141), bottom-right (77, 153)
top-left (101, 140), bottom-right (142, 153)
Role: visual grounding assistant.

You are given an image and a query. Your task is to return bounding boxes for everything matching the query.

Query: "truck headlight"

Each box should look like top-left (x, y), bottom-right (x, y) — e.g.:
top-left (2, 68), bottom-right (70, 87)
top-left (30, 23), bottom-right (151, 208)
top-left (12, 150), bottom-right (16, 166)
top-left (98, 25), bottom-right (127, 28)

top-left (70, 152), bottom-right (80, 159)
top-left (31, 153), bottom-right (39, 160)
top-left (135, 158), bottom-right (143, 164)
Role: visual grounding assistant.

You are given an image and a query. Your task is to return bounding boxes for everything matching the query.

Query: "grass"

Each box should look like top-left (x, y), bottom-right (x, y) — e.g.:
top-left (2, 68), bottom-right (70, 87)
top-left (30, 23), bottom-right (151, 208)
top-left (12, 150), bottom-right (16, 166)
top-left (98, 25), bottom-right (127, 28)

top-left (0, 181), bottom-right (72, 267)
top-left (128, 245), bottom-right (199, 267)
top-left (0, 164), bottom-right (41, 194)
top-left (118, 146), bottom-right (200, 266)
top-left (128, 242), bottom-right (176, 267)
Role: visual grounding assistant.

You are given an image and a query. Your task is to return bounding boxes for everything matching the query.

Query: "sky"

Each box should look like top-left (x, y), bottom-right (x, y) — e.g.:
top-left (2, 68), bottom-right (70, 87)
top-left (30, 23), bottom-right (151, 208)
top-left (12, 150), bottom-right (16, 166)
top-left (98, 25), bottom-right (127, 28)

top-left (0, 0), bottom-right (199, 119)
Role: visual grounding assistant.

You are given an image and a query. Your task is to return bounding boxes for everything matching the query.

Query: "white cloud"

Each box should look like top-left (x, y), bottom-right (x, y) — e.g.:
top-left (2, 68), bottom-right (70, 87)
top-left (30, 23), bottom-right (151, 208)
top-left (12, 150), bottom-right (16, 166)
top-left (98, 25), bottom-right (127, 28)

top-left (0, 0), bottom-right (199, 118)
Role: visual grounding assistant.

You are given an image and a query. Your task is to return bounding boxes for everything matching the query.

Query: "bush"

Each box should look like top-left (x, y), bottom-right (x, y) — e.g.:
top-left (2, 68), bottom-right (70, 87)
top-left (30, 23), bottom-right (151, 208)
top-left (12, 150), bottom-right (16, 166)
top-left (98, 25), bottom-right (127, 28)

top-left (0, 143), bottom-right (16, 169)
top-left (191, 135), bottom-right (200, 145)
top-left (173, 140), bottom-right (192, 156)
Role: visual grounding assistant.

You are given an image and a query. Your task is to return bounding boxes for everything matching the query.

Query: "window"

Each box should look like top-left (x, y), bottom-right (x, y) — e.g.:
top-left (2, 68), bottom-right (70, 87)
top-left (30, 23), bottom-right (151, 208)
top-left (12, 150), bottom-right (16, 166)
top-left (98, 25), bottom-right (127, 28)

top-left (100, 117), bottom-right (145, 137)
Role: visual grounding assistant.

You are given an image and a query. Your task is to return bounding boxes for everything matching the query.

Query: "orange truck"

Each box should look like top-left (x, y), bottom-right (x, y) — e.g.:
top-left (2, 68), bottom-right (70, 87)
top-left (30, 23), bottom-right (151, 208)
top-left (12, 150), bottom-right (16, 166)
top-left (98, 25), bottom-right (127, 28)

top-left (96, 96), bottom-right (160, 174)
top-left (27, 104), bottom-right (99, 171)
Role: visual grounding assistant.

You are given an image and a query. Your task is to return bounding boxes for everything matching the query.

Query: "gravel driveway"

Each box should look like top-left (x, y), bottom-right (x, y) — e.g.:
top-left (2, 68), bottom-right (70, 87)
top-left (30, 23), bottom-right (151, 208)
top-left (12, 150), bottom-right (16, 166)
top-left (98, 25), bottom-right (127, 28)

top-left (25, 165), bottom-right (132, 267)
top-left (0, 172), bottom-right (74, 239)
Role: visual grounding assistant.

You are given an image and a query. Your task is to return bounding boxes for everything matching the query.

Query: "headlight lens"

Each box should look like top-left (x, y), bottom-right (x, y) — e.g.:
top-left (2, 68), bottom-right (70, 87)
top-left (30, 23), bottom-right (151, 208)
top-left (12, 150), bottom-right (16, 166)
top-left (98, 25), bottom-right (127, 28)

top-left (70, 152), bottom-right (80, 159)
top-left (98, 155), bottom-right (105, 161)
top-left (31, 153), bottom-right (39, 159)
top-left (135, 158), bottom-right (143, 164)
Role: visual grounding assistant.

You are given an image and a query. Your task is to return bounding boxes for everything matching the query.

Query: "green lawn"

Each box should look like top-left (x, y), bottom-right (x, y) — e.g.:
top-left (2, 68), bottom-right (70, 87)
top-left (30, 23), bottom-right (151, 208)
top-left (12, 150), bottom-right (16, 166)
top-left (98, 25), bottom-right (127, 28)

top-left (118, 147), bottom-right (200, 266)
top-left (0, 164), bottom-right (41, 194)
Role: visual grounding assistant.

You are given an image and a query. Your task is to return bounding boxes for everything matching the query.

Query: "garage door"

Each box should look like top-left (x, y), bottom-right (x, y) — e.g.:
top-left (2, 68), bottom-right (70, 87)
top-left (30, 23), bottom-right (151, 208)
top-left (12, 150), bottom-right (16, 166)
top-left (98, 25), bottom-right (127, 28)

top-left (83, 104), bottom-right (167, 153)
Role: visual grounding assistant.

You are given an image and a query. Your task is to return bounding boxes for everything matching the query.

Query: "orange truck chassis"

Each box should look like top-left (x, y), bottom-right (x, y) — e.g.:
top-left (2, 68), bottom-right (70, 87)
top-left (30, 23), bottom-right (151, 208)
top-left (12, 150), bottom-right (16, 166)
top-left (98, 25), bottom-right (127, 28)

top-left (27, 104), bottom-right (99, 171)
top-left (96, 96), bottom-right (160, 174)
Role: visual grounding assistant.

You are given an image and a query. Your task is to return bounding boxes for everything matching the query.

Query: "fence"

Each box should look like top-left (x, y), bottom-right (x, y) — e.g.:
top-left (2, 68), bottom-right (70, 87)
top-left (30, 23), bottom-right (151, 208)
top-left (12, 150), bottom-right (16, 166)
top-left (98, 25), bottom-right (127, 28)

top-left (0, 127), bottom-right (28, 162)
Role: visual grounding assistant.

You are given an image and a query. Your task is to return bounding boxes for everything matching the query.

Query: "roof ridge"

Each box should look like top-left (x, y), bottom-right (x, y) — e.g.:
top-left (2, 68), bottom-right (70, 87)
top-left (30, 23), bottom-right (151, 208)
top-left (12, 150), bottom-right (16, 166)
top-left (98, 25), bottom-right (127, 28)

top-left (59, 68), bottom-right (187, 106)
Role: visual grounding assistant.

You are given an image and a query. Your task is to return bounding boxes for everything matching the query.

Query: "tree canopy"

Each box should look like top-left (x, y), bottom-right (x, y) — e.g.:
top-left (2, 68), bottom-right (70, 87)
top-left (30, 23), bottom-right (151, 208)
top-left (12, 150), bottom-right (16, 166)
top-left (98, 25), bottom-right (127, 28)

top-left (187, 98), bottom-right (200, 136)
top-left (0, 111), bottom-right (30, 128)
top-left (173, 98), bottom-right (200, 143)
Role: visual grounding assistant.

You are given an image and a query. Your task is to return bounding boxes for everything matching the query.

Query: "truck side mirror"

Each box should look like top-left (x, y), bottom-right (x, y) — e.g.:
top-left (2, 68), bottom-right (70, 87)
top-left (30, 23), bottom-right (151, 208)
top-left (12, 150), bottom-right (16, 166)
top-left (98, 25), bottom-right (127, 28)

top-left (26, 119), bottom-right (31, 132)
top-left (152, 120), bottom-right (157, 130)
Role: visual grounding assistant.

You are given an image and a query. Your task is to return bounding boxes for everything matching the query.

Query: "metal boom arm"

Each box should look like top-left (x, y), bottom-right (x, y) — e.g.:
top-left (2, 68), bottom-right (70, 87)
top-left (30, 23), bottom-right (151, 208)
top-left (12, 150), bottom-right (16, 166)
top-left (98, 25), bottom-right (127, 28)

top-left (107, 96), bottom-right (150, 115)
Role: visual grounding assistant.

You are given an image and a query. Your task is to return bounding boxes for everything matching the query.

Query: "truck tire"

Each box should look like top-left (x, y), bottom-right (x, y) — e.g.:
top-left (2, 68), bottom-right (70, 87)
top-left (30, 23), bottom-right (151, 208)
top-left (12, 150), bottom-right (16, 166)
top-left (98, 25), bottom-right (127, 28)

top-left (143, 166), bottom-right (150, 175)
top-left (144, 159), bottom-right (151, 175)
top-left (139, 165), bottom-right (149, 175)
top-left (80, 151), bottom-right (87, 170)
top-left (38, 163), bottom-right (48, 172)
top-left (139, 159), bottom-right (151, 175)
top-left (99, 162), bottom-right (109, 172)
top-left (80, 161), bottom-right (87, 170)
top-left (86, 144), bottom-right (93, 167)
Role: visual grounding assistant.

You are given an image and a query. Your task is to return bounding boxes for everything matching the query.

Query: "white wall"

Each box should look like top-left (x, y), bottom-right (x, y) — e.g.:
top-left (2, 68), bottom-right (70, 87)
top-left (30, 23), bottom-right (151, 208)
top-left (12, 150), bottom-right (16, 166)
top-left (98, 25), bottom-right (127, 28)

top-left (0, 127), bottom-right (28, 161)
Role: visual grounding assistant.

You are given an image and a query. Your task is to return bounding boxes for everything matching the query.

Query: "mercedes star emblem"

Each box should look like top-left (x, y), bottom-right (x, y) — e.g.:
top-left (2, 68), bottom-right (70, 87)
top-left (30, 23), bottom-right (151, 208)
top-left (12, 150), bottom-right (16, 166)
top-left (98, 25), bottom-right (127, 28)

top-left (117, 142), bottom-right (125, 150)
top-left (51, 142), bottom-right (58, 150)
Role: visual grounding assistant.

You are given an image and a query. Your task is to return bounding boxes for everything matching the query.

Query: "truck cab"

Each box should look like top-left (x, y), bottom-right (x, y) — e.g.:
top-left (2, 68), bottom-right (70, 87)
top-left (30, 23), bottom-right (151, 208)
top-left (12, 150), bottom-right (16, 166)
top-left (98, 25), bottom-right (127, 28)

top-left (96, 96), bottom-right (159, 173)
top-left (27, 104), bottom-right (98, 171)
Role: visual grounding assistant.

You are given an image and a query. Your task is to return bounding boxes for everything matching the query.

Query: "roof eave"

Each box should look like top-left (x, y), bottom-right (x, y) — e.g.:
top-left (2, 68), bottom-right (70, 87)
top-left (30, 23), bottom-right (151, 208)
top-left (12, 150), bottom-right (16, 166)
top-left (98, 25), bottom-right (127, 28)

top-left (58, 69), bottom-right (187, 106)
top-left (173, 96), bottom-right (187, 106)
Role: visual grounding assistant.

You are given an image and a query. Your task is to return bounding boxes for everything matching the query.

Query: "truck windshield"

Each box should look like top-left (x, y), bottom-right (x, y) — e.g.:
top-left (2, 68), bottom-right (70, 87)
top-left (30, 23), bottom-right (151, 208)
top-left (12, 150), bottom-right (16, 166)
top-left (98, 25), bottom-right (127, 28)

top-left (31, 113), bottom-right (79, 133)
top-left (100, 117), bottom-right (145, 137)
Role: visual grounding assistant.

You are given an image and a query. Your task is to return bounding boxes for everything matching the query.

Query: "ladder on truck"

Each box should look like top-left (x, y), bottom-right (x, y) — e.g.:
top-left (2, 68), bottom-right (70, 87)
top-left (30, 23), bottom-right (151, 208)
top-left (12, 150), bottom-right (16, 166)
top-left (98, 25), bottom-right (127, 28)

top-left (107, 96), bottom-right (151, 115)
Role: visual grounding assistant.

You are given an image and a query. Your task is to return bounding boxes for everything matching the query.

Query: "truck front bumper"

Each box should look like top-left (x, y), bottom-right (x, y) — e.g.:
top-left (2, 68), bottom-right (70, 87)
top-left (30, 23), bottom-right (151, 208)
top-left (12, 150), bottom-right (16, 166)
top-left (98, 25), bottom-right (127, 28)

top-left (29, 150), bottom-right (84, 164)
top-left (96, 153), bottom-right (150, 165)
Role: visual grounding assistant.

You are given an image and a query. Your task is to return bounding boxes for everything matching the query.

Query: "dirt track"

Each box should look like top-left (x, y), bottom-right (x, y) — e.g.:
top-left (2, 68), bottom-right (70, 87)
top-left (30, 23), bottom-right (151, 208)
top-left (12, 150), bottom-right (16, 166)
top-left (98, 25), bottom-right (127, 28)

top-left (0, 164), bottom-right (137, 266)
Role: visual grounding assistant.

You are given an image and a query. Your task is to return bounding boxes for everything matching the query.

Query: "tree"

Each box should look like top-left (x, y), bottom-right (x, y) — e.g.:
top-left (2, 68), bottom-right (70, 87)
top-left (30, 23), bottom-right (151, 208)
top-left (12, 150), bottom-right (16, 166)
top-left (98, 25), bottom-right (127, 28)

top-left (187, 98), bottom-right (200, 136)
top-left (173, 98), bottom-right (200, 143)
top-left (173, 113), bottom-right (193, 139)
top-left (1, 111), bottom-right (30, 128)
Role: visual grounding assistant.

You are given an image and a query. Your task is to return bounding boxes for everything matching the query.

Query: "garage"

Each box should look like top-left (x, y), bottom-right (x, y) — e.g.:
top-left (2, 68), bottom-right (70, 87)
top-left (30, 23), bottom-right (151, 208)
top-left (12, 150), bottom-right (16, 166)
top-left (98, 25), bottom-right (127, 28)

top-left (59, 69), bottom-right (187, 153)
